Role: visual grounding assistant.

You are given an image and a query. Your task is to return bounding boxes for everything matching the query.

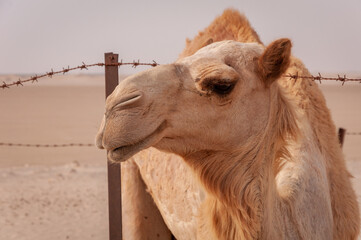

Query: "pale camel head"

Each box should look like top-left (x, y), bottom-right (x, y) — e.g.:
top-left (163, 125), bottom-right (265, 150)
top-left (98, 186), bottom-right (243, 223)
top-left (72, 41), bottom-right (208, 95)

top-left (96, 39), bottom-right (292, 163)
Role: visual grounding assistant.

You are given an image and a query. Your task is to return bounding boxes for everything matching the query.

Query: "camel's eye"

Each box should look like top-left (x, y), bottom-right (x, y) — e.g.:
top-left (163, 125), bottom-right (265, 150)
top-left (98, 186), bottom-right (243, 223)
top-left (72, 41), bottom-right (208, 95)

top-left (195, 65), bottom-right (239, 96)
top-left (212, 82), bottom-right (235, 95)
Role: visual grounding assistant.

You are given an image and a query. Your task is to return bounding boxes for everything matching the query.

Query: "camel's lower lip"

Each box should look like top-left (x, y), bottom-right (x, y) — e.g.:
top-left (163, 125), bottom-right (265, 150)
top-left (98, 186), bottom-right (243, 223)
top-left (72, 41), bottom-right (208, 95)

top-left (107, 121), bottom-right (167, 162)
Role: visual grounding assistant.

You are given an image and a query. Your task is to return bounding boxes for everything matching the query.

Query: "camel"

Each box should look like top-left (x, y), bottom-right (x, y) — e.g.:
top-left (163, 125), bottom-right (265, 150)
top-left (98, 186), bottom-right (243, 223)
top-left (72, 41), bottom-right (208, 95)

top-left (96, 9), bottom-right (360, 239)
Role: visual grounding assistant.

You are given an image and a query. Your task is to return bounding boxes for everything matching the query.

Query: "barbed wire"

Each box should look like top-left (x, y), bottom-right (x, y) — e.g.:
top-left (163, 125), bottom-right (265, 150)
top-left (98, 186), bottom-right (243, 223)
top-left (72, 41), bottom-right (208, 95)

top-left (1, 60), bottom-right (159, 89)
top-left (284, 73), bottom-right (361, 85)
top-left (346, 132), bottom-right (361, 136)
top-left (2, 61), bottom-right (361, 90)
top-left (0, 131), bottom-right (360, 148)
top-left (0, 142), bottom-right (94, 147)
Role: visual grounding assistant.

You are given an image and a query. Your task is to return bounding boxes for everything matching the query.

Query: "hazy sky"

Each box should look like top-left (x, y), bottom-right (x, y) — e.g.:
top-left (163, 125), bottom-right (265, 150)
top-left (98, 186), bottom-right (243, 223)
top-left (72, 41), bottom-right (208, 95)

top-left (0, 0), bottom-right (360, 75)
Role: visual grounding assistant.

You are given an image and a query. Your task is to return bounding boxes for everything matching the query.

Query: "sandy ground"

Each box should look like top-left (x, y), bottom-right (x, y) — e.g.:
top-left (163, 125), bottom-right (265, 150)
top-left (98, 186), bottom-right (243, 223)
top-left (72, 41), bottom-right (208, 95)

top-left (0, 74), bottom-right (360, 239)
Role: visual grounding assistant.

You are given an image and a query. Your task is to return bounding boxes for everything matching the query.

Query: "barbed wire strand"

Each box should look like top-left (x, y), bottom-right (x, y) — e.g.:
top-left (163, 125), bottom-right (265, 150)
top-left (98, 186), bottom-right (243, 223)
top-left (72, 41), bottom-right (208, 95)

top-left (1, 60), bottom-right (159, 89)
top-left (0, 132), bottom-right (360, 148)
top-left (284, 73), bottom-right (361, 85)
top-left (346, 132), bottom-right (361, 136)
top-left (2, 61), bottom-right (361, 90)
top-left (0, 143), bottom-right (94, 147)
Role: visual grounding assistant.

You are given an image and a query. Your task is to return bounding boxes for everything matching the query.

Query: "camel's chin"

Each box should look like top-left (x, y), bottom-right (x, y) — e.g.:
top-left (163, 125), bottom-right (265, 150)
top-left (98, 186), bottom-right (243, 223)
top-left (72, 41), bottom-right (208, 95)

top-left (107, 121), bottom-right (167, 163)
top-left (108, 145), bottom-right (143, 162)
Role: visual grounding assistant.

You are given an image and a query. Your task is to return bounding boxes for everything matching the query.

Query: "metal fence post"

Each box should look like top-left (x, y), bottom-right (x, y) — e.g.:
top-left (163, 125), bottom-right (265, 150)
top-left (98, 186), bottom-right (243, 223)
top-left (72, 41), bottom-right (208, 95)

top-left (104, 52), bottom-right (122, 240)
top-left (338, 128), bottom-right (346, 148)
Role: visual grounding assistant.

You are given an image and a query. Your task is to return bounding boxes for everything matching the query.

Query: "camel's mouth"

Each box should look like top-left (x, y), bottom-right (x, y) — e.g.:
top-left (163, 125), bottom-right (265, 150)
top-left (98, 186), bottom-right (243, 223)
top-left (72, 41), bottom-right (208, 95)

top-left (107, 121), bottom-right (167, 162)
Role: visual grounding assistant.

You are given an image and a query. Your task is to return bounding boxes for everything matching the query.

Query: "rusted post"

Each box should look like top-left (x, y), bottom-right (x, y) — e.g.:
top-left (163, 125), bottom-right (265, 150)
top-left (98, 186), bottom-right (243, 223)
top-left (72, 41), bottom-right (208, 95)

top-left (338, 128), bottom-right (346, 148)
top-left (105, 52), bottom-right (121, 240)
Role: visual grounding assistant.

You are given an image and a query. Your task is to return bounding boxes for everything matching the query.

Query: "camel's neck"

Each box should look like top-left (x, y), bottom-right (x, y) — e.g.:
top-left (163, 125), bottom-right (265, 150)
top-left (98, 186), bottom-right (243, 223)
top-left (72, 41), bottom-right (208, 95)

top-left (184, 84), bottom-right (299, 239)
top-left (185, 136), bottom-right (280, 239)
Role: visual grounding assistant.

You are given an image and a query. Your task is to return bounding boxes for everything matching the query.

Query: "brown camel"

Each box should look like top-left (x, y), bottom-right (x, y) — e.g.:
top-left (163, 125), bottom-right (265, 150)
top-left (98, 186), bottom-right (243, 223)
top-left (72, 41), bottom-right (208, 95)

top-left (96, 9), bottom-right (360, 240)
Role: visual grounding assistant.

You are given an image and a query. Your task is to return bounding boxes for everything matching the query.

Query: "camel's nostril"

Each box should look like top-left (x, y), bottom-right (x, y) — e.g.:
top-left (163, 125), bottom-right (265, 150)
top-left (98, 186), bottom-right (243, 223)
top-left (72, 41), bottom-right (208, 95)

top-left (112, 92), bottom-right (143, 110)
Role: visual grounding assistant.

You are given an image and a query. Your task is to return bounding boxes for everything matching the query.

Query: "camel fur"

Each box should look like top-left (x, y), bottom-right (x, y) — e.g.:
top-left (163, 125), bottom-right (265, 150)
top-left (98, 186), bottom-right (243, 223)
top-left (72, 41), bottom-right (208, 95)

top-left (96, 9), bottom-right (360, 240)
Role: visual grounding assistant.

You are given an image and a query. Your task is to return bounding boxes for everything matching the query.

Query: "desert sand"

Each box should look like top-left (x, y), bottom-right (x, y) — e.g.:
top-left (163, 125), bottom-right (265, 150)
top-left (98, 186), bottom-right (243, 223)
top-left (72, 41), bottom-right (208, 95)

top-left (0, 74), bottom-right (360, 239)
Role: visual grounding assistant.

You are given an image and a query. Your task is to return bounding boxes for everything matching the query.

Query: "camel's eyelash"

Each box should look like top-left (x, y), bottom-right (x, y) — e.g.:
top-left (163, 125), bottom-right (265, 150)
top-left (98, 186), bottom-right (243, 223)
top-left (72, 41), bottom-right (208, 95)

top-left (201, 78), bottom-right (236, 96)
top-left (212, 83), bottom-right (235, 95)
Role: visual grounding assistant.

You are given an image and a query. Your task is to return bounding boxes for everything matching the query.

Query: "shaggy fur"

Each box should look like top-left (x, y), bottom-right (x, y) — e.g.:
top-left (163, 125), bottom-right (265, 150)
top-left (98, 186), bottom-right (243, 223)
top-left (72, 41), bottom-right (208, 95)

top-left (179, 9), bottom-right (262, 59)
top-left (192, 85), bottom-right (302, 239)
top-left (180, 9), bottom-right (360, 239)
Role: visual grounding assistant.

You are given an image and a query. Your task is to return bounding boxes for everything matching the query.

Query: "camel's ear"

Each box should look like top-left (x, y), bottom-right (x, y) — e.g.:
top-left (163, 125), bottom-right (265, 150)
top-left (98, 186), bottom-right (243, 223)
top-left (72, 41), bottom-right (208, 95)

top-left (258, 38), bottom-right (292, 87)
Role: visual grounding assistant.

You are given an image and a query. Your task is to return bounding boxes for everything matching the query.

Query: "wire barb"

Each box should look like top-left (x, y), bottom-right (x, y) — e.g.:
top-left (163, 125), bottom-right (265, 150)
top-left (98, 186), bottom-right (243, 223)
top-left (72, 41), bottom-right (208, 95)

top-left (31, 75), bottom-right (38, 83)
top-left (1, 81), bottom-right (9, 89)
top-left (15, 79), bottom-right (23, 86)
top-left (151, 60), bottom-right (158, 67)
top-left (315, 73), bottom-right (322, 84)
top-left (132, 60), bottom-right (140, 68)
top-left (47, 69), bottom-right (55, 78)
top-left (80, 62), bottom-right (88, 70)
top-left (62, 66), bottom-right (70, 74)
